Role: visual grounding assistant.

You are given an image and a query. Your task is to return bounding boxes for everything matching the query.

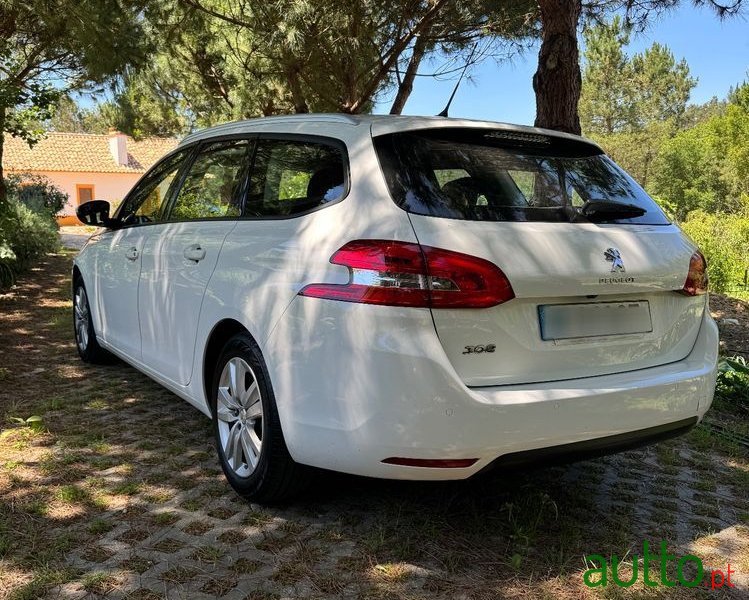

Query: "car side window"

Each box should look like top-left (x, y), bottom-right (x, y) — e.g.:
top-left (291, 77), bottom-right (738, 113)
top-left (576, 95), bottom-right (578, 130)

top-left (246, 138), bottom-right (346, 217)
top-left (168, 140), bottom-right (251, 221)
top-left (116, 150), bottom-right (189, 226)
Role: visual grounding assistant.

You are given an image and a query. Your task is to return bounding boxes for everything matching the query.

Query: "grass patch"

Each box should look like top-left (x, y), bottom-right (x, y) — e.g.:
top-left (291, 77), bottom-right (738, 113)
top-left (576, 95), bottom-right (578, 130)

top-left (151, 511), bottom-right (180, 526)
top-left (0, 532), bottom-right (10, 557)
top-left (231, 558), bottom-right (263, 574)
top-left (7, 568), bottom-right (76, 600)
top-left (243, 510), bottom-right (274, 528)
top-left (245, 592), bottom-right (280, 600)
top-left (159, 565), bottom-right (197, 584)
top-left (183, 520), bottom-right (213, 536)
top-left (191, 545), bottom-right (226, 563)
top-left (88, 518), bottom-right (115, 535)
top-left (55, 484), bottom-right (88, 504)
top-left (120, 556), bottom-right (154, 574)
top-left (80, 571), bottom-right (118, 594)
top-left (201, 576), bottom-right (237, 597)
top-left (111, 481), bottom-right (141, 496)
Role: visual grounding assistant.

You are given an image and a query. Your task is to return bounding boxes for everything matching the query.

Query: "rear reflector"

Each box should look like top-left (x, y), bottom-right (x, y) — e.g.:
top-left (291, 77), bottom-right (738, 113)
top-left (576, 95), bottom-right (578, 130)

top-left (299, 239), bottom-right (515, 308)
top-left (382, 457), bottom-right (478, 468)
top-left (681, 250), bottom-right (708, 296)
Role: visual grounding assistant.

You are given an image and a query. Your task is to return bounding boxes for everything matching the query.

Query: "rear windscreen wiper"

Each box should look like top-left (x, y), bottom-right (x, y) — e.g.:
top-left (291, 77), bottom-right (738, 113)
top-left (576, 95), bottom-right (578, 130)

top-left (579, 200), bottom-right (646, 222)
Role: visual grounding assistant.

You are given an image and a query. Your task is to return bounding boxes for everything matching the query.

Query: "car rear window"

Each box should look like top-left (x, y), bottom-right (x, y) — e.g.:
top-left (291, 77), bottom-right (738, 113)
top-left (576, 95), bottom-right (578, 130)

top-left (373, 129), bottom-right (669, 225)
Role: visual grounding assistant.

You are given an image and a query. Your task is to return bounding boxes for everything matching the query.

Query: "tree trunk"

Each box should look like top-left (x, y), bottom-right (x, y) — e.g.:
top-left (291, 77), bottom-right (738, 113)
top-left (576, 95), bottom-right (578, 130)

top-left (285, 63), bottom-right (309, 114)
top-left (389, 35), bottom-right (428, 115)
top-left (533, 0), bottom-right (582, 134)
top-left (0, 106), bottom-right (6, 210)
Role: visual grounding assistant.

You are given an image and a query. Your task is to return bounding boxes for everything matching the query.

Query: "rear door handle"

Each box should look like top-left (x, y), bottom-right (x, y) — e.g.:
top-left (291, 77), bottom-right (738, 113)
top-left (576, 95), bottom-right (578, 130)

top-left (183, 243), bottom-right (206, 262)
top-left (125, 247), bottom-right (139, 261)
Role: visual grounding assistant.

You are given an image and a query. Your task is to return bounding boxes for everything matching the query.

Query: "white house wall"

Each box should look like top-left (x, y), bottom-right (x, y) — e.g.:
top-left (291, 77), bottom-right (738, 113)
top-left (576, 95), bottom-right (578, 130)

top-left (11, 170), bottom-right (142, 216)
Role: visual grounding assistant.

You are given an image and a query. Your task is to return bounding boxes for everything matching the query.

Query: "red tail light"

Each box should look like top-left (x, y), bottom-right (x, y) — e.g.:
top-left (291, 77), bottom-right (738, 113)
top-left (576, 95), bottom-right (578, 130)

top-left (299, 239), bottom-right (515, 308)
top-left (382, 457), bottom-right (478, 468)
top-left (681, 251), bottom-right (708, 296)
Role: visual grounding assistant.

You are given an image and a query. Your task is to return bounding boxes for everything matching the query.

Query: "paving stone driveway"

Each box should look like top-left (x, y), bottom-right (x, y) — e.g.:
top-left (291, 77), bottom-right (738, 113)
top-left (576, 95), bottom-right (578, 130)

top-left (1, 251), bottom-right (747, 600)
top-left (59, 227), bottom-right (92, 251)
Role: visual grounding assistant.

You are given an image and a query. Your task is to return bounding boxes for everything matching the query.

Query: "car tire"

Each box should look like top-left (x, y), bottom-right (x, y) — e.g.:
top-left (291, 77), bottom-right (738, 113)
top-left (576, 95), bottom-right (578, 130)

top-left (73, 278), bottom-right (115, 364)
top-left (211, 333), bottom-right (312, 503)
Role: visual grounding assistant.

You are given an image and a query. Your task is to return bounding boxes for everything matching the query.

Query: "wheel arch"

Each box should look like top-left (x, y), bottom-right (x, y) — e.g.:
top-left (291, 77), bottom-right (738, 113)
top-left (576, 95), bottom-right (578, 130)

top-left (202, 319), bottom-right (255, 409)
top-left (72, 263), bottom-right (83, 285)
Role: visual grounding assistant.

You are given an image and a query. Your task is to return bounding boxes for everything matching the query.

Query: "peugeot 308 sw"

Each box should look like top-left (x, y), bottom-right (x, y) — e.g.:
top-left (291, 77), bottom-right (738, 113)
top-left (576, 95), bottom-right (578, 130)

top-left (73, 114), bottom-right (718, 502)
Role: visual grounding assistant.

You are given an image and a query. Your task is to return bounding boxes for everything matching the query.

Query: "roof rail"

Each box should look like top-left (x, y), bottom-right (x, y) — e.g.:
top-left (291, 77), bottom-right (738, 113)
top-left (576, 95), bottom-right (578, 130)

top-left (180, 113), bottom-right (362, 145)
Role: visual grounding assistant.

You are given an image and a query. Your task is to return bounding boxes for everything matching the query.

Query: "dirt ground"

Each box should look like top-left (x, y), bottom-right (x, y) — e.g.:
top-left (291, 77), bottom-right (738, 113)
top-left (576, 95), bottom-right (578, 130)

top-left (710, 294), bottom-right (749, 360)
top-left (1, 250), bottom-right (748, 600)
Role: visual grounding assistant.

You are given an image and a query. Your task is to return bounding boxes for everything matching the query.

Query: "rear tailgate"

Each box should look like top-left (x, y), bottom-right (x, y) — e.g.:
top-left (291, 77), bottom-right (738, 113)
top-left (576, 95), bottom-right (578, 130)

top-left (409, 217), bottom-right (704, 386)
top-left (373, 126), bottom-right (706, 386)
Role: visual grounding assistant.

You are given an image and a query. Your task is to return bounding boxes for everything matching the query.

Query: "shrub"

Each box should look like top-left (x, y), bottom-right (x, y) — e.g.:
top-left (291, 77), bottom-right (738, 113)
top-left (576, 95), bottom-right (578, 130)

top-left (0, 200), bottom-right (59, 288)
top-left (715, 356), bottom-right (749, 408)
top-left (680, 210), bottom-right (749, 293)
top-left (5, 173), bottom-right (68, 218)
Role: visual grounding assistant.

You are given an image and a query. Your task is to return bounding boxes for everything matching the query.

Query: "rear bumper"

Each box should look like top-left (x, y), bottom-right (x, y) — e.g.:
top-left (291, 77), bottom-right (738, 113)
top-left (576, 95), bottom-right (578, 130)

top-left (265, 299), bottom-right (718, 480)
top-left (484, 416), bottom-right (698, 472)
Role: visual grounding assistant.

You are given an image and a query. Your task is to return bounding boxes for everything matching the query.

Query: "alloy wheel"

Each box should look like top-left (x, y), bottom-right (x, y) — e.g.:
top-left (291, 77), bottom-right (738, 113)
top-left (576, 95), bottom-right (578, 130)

top-left (216, 357), bottom-right (263, 477)
top-left (73, 287), bottom-right (89, 352)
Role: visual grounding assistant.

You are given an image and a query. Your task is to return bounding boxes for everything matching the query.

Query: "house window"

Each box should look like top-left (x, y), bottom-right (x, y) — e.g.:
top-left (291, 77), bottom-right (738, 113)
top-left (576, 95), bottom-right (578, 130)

top-left (76, 184), bottom-right (94, 205)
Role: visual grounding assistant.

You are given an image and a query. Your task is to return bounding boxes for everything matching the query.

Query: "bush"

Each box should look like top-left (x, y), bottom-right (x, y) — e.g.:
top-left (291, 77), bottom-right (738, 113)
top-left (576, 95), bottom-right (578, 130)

top-left (680, 210), bottom-right (749, 293)
top-left (716, 356), bottom-right (749, 409)
top-left (5, 173), bottom-right (68, 217)
top-left (0, 200), bottom-right (59, 288)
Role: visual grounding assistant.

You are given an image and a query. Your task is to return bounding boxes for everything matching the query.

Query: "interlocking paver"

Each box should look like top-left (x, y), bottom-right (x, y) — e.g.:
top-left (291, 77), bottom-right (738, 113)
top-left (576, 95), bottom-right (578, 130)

top-left (1, 251), bottom-right (748, 599)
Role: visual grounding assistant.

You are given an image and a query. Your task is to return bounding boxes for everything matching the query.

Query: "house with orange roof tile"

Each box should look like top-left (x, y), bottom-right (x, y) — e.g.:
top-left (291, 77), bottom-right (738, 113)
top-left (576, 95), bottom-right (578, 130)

top-left (3, 131), bottom-right (178, 224)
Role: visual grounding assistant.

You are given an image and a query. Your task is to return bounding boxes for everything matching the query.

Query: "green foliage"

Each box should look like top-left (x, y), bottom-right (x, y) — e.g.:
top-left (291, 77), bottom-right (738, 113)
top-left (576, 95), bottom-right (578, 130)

top-left (9, 416), bottom-right (45, 433)
top-left (0, 183), bottom-right (65, 287)
top-left (629, 42), bottom-right (695, 128)
top-left (0, 200), bottom-right (59, 288)
top-left (5, 174), bottom-right (68, 217)
top-left (581, 17), bottom-right (704, 195)
top-left (0, 0), bottom-right (147, 205)
top-left (579, 16), bottom-right (634, 135)
top-left (47, 95), bottom-right (117, 134)
top-left (580, 17), bottom-right (696, 136)
top-left (649, 125), bottom-right (724, 217)
top-left (716, 356), bottom-right (749, 408)
top-left (592, 120), bottom-right (672, 189)
top-left (104, 0), bottom-right (537, 136)
top-left (680, 210), bottom-right (749, 292)
top-left (719, 355), bottom-right (749, 376)
top-left (278, 172), bottom-right (311, 200)
top-left (649, 84), bottom-right (749, 219)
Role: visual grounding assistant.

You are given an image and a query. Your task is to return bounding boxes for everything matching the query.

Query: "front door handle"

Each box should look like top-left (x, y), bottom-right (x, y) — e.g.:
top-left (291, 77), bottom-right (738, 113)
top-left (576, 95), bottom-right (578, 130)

top-left (183, 243), bottom-right (206, 262)
top-left (125, 247), bottom-right (139, 261)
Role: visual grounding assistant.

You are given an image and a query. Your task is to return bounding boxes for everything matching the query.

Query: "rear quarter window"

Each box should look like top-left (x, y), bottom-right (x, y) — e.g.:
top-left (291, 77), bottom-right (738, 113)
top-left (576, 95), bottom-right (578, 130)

top-left (246, 138), bottom-right (348, 218)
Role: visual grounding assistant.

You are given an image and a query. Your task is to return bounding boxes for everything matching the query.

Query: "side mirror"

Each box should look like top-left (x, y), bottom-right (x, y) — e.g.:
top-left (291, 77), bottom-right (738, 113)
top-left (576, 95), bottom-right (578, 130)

top-left (76, 200), bottom-right (114, 227)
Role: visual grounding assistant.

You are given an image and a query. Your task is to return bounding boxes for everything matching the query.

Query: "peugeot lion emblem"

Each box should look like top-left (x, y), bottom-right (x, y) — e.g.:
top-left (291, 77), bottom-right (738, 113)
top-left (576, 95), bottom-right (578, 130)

top-left (604, 248), bottom-right (625, 273)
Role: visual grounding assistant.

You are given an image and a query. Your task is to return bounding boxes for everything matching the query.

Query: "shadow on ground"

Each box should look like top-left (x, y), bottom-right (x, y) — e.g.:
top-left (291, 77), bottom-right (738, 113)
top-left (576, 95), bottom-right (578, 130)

top-left (1, 251), bottom-right (747, 600)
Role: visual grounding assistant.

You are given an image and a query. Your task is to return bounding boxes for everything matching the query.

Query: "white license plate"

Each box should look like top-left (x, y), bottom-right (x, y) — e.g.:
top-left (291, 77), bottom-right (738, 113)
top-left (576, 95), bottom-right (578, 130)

top-left (538, 301), bottom-right (652, 341)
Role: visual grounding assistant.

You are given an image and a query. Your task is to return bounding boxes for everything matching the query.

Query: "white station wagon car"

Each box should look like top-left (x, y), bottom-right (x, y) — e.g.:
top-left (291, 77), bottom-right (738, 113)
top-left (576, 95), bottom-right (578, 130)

top-left (73, 114), bottom-right (718, 502)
